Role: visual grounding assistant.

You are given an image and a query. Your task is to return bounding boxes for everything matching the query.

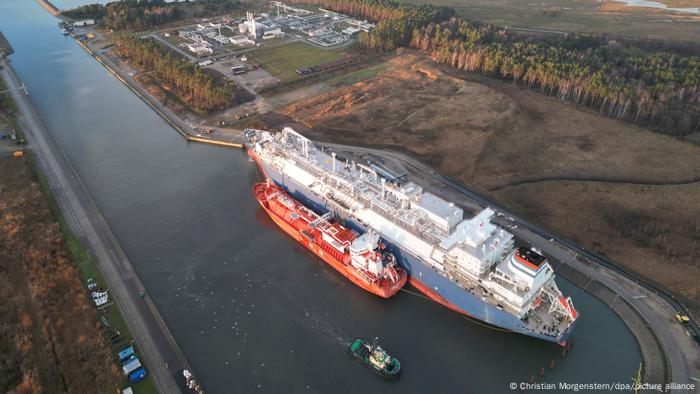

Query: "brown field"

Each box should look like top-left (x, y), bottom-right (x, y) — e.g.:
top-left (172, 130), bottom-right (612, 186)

top-left (396, 0), bottom-right (700, 43)
top-left (0, 156), bottom-right (120, 393)
top-left (277, 53), bottom-right (700, 314)
top-left (493, 181), bottom-right (700, 310)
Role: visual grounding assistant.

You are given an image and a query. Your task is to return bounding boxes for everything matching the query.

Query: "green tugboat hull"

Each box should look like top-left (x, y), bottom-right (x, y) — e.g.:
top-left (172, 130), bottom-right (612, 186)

top-left (348, 339), bottom-right (401, 379)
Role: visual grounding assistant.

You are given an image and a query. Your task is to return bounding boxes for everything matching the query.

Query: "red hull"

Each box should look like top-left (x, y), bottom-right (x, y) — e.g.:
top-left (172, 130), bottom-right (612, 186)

top-left (254, 183), bottom-right (407, 298)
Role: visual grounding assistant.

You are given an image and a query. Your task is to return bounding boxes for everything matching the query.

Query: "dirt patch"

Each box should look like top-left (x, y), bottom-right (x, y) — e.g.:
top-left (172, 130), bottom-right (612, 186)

top-left (137, 73), bottom-right (190, 117)
top-left (278, 52), bottom-right (700, 314)
top-left (492, 181), bottom-right (700, 314)
top-left (0, 156), bottom-right (120, 393)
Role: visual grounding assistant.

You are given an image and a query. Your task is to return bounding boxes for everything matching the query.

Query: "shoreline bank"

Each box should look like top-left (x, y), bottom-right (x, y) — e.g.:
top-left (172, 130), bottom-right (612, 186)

top-left (35, 0), bottom-right (64, 19)
top-left (555, 264), bottom-right (667, 385)
top-left (75, 38), bottom-right (244, 149)
top-left (0, 58), bottom-right (187, 394)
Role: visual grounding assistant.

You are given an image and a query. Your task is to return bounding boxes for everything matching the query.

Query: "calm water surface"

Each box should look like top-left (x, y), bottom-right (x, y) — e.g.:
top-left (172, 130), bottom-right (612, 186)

top-left (1, 1), bottom-right (642, 392)
top-left (614, 0), bottom-right (699, 14)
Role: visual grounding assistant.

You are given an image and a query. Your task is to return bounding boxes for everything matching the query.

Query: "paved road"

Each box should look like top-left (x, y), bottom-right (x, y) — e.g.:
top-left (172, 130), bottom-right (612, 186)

top-left (93, 44), bottom-right (203, 138)
top-left (1, 59), bottom-right (186, 394)
top-left (320, 141), bottom-right (700, 392)
top-left (149, 33), bottom-right (197, 61)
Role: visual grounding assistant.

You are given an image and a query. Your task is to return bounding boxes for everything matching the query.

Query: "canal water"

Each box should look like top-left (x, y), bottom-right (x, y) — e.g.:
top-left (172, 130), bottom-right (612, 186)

top-left (1, 1), bottom-right (642, 392)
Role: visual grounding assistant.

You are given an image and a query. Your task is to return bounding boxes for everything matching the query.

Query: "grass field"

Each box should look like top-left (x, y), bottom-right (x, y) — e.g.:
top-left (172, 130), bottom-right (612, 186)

top-left (0, 78), bottom-right (18, 114)
top-left (248, 41), bottom-right (344, 82)
top-left (396, 0), bottom-right (700, 43)
top-left (163, 34), bottom-right (189, 47)
top-left (327, 62), bottom-right (392, 86)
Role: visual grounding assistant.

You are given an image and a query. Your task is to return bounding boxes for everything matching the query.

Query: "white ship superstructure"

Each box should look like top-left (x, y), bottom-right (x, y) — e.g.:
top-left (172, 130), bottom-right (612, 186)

top-left (246, 127), bottom-right (577, 343)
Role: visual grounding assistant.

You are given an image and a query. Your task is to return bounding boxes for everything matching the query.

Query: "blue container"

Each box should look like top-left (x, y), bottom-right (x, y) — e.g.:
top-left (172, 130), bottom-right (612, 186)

top-left (128, 367), bottom-right (147, 383)
top-left (118, 346), bottom-right (135, 363)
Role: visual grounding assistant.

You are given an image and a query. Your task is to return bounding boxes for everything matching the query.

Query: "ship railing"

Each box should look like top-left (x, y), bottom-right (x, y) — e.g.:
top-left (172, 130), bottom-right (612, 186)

top-left (361, 197), bottom-right (443, 246)
top-left (271, 145), bottom-right (320, 175)
top-left (293, 156), bottom-right (325, 177)
top-left (527, 299), bottom-right (570, 337)
top-left (444, 263), bottom-right (522, 315)
top-left (274, 146), bottom-right (445, 246)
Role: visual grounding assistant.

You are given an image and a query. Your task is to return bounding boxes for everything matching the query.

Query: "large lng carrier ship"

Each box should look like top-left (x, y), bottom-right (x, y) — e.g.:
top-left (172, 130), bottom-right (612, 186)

top-left (246, 128), bottom-right (578, 344)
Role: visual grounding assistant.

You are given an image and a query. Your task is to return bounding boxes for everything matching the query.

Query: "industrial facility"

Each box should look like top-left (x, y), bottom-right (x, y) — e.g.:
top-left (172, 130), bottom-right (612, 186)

top-left (171, 1), bottom-right (374, 57)
top-left (267, 1), bottom-right (374, 47)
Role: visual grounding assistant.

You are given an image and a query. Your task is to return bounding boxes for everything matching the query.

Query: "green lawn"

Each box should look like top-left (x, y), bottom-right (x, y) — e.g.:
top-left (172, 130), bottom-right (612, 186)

top-left (217, 43), bottom-right (242, 53)
top-left (248, 41), bottom-right (344, 82)
top-left (32, 155), bottom-right (158, 394)
top-left (164, 34), bottom-right (188, 45)
top-left (0, 77), bottom-right (18, 114)
top-left (327, 62), bottom-right (391, 86)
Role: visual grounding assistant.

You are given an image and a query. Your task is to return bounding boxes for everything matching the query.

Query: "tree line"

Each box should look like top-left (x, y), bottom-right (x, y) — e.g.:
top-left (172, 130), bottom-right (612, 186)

top-left (292, 0), bottom-right (699, 135)
top-left (287, 0), bottom-right (453, 50)
top-left (63, 1), bottom-right (182, 31)
top-left (63, 0), bottom-right (240, 31)
top-left (411, 19), bottom-right (700, 135)
top-left (116, 36), bottom-right (241, 114)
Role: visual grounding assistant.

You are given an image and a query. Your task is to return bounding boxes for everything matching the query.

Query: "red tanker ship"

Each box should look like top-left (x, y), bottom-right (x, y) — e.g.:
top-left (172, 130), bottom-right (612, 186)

top-left (254, 182), bottom-right (407, 298)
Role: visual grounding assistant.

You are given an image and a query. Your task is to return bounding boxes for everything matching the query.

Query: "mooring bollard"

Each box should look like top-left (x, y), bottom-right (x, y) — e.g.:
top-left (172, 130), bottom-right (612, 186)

top-left (540, 367), bottom-right (545, 377)
top-left (550, 359), bottom-right (555, 369)
top-left (530, 374), bottom-right (535, 384)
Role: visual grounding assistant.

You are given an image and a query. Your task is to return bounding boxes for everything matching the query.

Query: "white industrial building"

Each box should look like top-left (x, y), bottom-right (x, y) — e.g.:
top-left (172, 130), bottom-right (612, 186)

top-left (73, 19), bottom-right (95, 27)
top-left (262, 27), bottom-right (283, 39)
top-left (238, 12), bottom-right (281, 39)
top-left (185, 43), bottom-right (213, 57)
top-left (229, 35), bottom-right (255, 46)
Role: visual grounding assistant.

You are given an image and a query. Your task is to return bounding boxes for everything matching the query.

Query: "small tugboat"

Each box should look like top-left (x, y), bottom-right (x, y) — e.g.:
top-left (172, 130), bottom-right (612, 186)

top-left (348, 338), bottom-right (401, 379)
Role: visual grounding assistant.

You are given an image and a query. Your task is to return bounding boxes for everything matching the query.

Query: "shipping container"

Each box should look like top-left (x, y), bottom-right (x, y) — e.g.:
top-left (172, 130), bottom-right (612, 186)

top-left (122, 358), bottom-right (141, 375)
top-left (128, 367), bottom-right (147, 383)
top-left (118, 346), bottom-right (135, 363)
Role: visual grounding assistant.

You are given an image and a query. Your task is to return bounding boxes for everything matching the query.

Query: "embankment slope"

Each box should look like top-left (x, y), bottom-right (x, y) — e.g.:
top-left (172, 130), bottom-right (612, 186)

top-left (0, 156), bottom-right (120, 393)
top-left (279, 53), bottom-right (700, 315)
